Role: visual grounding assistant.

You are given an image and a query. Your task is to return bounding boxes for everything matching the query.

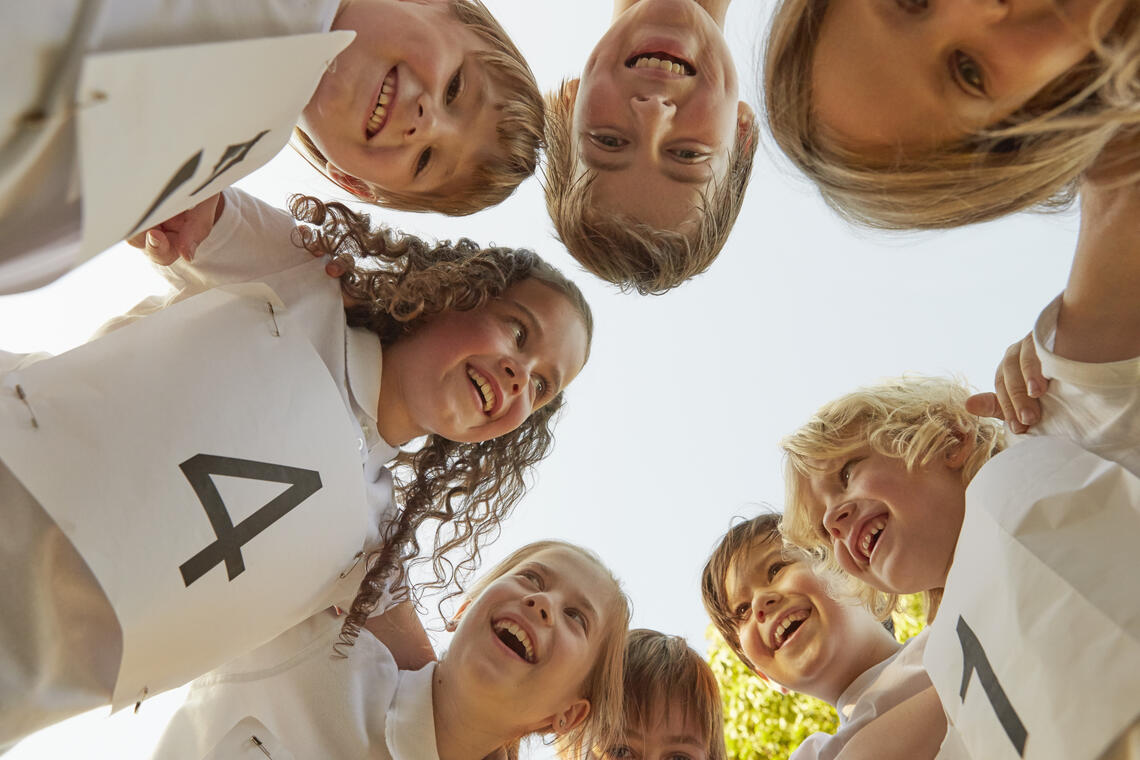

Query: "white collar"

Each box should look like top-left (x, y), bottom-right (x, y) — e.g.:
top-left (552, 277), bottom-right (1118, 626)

top-left (386, 662), bottom-right (441, 760)
top-left (345, 324), bottom-right (398, 465)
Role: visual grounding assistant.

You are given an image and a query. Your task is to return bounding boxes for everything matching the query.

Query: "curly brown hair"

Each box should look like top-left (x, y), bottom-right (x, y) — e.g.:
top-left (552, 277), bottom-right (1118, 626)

top-left (287, 196), bottom-right (593, 648)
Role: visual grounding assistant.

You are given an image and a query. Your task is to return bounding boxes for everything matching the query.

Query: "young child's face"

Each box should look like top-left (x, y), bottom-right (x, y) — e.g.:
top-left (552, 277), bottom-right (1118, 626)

top-left (378, 278), bottom-right (589, 445)
top-left (448, 545), bottom-right (611, 727)
top-left (810, 0), bottom-right (1121, 151)
top-left (607, 700), bottom-right (708, 760)
top-left (725, 538), bottom-right (895, 700)
top-left (301, 0), bottom-right (502, 198)
top-left (573, 0), bottom-right (749, 229)
top-left (802, 449), bottom-right (967, 594)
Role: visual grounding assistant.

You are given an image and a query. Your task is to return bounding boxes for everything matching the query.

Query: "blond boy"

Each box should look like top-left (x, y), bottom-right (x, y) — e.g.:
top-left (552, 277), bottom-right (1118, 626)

top-left (543, 0), bottom-right (758, 295)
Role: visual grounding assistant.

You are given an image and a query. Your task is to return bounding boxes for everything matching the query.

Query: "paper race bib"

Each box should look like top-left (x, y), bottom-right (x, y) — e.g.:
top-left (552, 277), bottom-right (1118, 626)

top-left (925, 437), bottom-right (1140, 760)
top-left (77, 31), bottom-right (353, 259)
top-left (0, 285), bottom-right (367, 710)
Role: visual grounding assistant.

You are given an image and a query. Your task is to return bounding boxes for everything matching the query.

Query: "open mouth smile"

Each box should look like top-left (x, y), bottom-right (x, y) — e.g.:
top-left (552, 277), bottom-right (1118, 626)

top-left (493, 618), bottom-right (536, 663)
top-left (854, 516), bottom-right (887, 563)
top-left (467, 366), bottom-right (499, 416)
top-left (769, 608), bottom-right (811, 650)
top-left (366, 67), bottom-right (397, 139)
top-left (625, 52), bottom-right (695, 76)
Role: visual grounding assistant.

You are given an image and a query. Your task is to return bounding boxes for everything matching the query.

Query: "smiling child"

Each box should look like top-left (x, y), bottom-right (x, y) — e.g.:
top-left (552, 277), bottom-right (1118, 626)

top-left (152, 541), bottom-right (631, 759)
top-left (543, 0), bottom-right (758, 294)
top-left (702, 514), bottom-right (941, 759)
top-left (2, 0), bottom-right (542, 293)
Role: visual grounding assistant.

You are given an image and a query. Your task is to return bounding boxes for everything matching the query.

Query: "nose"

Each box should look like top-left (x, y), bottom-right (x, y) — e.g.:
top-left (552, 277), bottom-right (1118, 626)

top-left (404, 95), bottom-right (439, 140)
top-left (752, 589), bottom-right (780, 624)
top-left (501, 358), bottom-right (530, 396)
top-left (525, 595), bottom-right (552, 625)
top-left (630, 94), bottom-right (675, 129)
top-left (822, 500), bottom-right (854, 541)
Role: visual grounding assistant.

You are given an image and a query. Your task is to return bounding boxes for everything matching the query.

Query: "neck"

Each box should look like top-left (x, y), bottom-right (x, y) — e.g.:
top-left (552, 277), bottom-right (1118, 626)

top-left (432, 660), bottom-right (519, 760)
top-left (612, 0), bottom-right (730, 27)
top-left (376, 345), bottom-right (419, 446)
top-left (818, 633), bottom-right (901, 706)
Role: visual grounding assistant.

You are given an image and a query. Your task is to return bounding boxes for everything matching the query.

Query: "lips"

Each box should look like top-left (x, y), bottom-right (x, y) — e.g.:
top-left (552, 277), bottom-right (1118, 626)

top-left (492, 616), bottom-right (537, 663)
top-left (466, 365), bottom-right (501, 416)
top-left (851, 514), bottom-right (887, 563)
top-left (768, 607), bottom-right (811, 650)
top-left (365, 67), bottom-right (397, 139)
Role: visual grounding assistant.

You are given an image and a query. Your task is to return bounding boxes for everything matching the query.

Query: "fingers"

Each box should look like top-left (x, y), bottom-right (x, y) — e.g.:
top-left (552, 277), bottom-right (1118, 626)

top-left (1018, 334), bottom-right (1047, 399)
top-left (324, 260), bottom-right (347, 278)
top-left (964, 392), bottom-right (1001, 419)
top-left (142, 228), bottom-right (179, 266)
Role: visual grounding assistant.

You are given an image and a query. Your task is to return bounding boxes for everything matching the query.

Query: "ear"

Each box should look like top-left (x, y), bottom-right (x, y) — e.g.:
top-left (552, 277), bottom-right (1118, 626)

top-left (736, 101), bottom-right (757, 151)
top-left (550, 698), bottom-right (590, 735)
top-left (452, 599), bottom-right (472, 622)
top-left (944, 431), bottom-right (973, 471)
top-left (324, 163), bottom-right (377, 202)
top-left (563, 78), bottom-right (581, 107)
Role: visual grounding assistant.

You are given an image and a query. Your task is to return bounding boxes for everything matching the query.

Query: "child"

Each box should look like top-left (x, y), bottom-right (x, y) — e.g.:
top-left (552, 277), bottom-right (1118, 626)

top-left (779, 169), bottom-right (1140, 758)
top-left (152, 540), bottom-right (631, 759)
top-left (764, 0), bottom-right (1140, 230)
top-left (0, 188), bottom-right (592, 749)
top-left (599, 628), bottom-right (727, 760)
top-left (1, 0), bottom-right (542, 293)
top-left (701, 513), bottom-right (941, 759)
top-left (542, 0), bottom-right (759, 294)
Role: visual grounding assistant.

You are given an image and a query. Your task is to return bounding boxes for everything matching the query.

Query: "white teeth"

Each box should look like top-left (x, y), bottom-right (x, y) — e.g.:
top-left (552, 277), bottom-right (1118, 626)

top-left (493, 620), bottom-right (535, 662)
top-left (632, 56), bottom-right (688, 74)
top-left (378, 92), bottom-right (391, 105)
top-left (774, 610), bottom-right (810, 648)
top-left (859, 518), bottom-right (887, 558)
top-left (367, 70), bottom-right (397, 136)
top-left (466, 367), bottom-right (496, 413)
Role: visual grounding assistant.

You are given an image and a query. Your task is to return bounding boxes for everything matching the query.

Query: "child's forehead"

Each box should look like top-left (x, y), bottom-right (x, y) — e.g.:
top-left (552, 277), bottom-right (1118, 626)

top-left (725, 538), bottom-right (783, 592)
top-left (626, 696), bottom-right (707, 745)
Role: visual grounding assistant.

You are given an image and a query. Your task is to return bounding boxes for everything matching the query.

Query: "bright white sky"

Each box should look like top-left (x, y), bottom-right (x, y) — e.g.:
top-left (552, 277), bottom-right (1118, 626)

top-left (1, 1), bottom-right (1080, 757)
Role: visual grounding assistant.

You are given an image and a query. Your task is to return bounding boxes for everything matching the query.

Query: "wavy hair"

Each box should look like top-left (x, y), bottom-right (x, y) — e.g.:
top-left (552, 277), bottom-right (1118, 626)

top-left (764, 0), bottom-right (1140, 229)
top-left (543, 80), bottom-right (759, 295)
top-left (465, 541), bottom-right (630, 760)
top-left (287, 196), bottom-right (593, 648)
top-left (778, 376), bottom-right (1005, 621)
top-left (292, 0), bottom-right (543, 215)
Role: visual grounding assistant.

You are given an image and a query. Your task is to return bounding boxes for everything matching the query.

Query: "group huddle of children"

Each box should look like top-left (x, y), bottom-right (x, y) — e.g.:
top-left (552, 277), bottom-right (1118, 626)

top-left (2, 0), bottom-right (1139, 758)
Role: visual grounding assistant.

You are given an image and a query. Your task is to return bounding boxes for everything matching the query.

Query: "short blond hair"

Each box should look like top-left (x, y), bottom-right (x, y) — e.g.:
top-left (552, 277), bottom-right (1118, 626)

top-left (614, 629), bottom-right (727, 760)
top-left (764, 0), bottom-right (1140, 230)
top-left (543, 80), bottom-right (759, 295)
top-left (467, 541), bottom-right (630, 760)
top-left (293, 0), bottom-right (542, 216)
top-left (779, 377), bottom-right (1005, 620)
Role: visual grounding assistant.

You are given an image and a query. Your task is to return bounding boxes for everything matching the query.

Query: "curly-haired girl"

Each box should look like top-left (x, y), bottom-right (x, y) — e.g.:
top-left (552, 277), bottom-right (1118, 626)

top-left (765, 0), bottom-right (1140, 230)
top-left (0, 187), bottom-right (592, 749)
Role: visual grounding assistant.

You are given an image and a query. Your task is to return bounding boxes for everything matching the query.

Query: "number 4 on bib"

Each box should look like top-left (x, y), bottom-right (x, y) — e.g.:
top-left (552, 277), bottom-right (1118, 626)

top-left (178, 454), bottom-right (323, 587)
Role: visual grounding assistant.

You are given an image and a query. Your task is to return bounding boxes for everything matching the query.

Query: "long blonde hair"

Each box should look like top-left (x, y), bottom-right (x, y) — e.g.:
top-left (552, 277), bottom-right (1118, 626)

top-left (764, 0), bottom-right (1140, 229)
top-left (466, 541), bottom-right (630, 760)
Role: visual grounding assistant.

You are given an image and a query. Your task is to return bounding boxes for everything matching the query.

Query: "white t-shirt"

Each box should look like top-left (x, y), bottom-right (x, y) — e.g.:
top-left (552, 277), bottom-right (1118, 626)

top-left (0, 0), bottom-right (340, 294)
top-left (930, 293), bottom-right (1140, 760)
top-left (153, 609), bottom-right (441, 760)
top-left (790, 629), bottom-right (933, 760)
top-left (0, 187), bottom-right (397, 749)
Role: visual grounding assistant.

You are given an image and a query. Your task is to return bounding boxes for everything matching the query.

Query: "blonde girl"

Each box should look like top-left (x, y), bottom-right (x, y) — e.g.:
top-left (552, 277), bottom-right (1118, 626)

top-left (765, 0), bottom-right (1140, 230)
top-left (153, 540), bottom-right (631, 759)
top-left (0, 188), bottom-right (592, 748)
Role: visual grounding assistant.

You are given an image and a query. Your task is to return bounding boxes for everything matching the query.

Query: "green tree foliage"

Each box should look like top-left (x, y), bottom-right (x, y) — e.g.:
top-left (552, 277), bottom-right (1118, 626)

top-left (708, 594), bottom-right (926, 760)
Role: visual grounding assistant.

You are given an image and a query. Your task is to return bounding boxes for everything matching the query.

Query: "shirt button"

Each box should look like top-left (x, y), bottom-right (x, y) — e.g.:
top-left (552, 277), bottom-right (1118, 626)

top-left (356, 438), bottom-right (365, 452)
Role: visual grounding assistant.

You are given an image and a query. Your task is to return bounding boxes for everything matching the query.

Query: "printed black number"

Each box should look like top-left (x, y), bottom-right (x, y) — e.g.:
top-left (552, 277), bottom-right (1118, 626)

top-left (178, 454), bottom-right (322, 587)
top-left (957, 615), bottom-right (1029, 756)
top-left (126, 130), bottom-right (270, 239)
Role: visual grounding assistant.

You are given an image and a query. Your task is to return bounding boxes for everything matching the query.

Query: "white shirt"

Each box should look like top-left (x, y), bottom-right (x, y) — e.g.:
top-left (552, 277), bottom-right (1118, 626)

top-left (790, 629), bottom-right (933, 760)
top-left (154, 610), bottom-right (441, 760)
top-left (0, 0), bottom-right (340, 293)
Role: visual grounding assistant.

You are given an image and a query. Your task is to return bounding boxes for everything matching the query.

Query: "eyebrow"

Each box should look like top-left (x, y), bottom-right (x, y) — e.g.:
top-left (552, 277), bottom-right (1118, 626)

top-left (532, 560), bottom-right (599, 624)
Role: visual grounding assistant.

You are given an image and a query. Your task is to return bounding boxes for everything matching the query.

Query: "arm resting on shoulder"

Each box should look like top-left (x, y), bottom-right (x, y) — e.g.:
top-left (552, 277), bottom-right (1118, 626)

top-left (362, 601), bottom-right (437, 671)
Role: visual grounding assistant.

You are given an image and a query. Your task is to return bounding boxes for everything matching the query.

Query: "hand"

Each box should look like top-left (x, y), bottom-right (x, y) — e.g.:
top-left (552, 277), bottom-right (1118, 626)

top-left (126, 193), bottom-right (223, 265)
top-left (965, 333), bottom-right (1048, 434)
